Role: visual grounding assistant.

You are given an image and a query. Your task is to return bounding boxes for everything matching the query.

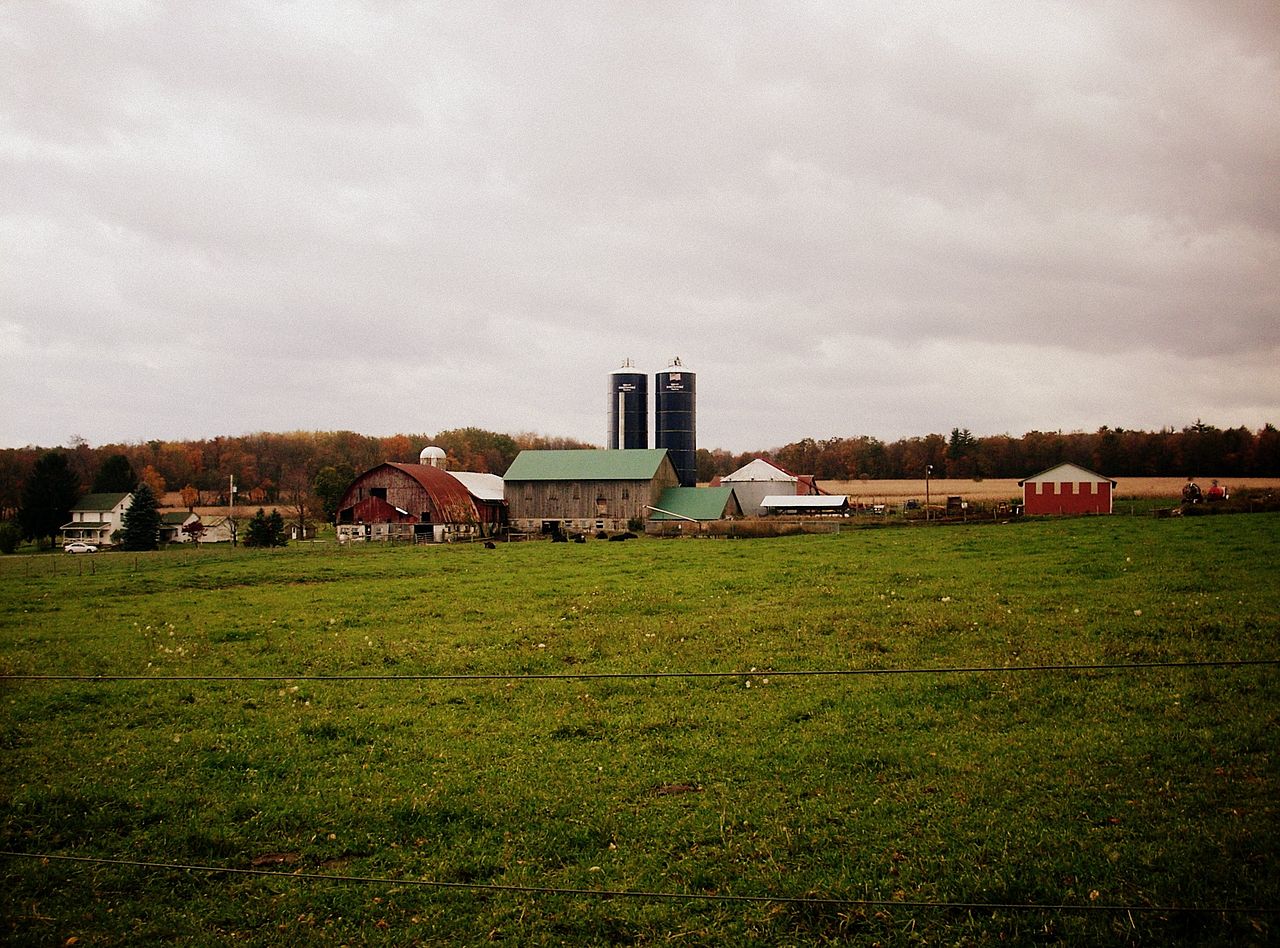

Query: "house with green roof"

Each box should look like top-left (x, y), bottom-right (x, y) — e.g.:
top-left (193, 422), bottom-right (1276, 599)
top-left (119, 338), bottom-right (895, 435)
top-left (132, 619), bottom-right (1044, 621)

top-left (60, 492), bottom-right (133, 547)
top-left (504, 449), bottom-right (678, 534)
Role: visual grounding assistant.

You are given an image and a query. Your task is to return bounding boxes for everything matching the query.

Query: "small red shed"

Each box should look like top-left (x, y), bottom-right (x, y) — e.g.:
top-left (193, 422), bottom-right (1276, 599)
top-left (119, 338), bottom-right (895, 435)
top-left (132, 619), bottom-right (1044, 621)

top-left (1019, 462), bottom-right (1116, 515)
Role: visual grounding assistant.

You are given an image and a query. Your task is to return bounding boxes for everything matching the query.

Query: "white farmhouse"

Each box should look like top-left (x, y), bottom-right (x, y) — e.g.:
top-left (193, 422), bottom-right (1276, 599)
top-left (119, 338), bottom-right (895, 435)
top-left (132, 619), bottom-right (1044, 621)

top-left (61, 492), bottom-right (134, 547)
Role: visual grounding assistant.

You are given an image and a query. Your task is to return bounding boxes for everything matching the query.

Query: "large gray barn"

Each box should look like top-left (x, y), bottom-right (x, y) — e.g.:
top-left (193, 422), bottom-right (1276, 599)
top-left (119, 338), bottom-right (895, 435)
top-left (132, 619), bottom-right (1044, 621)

top-left (504, 449), bottom-right (678, 534)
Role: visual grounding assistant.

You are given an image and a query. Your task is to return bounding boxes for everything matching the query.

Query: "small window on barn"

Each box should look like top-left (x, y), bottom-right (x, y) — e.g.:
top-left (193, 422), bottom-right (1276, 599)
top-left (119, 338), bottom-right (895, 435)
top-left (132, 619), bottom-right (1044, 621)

top-left (573, 485), bottom-right (581, 499)
top-left (370, 487), bottom-right (387, 500)
top-left (596, 496), bottom-right (608, 515)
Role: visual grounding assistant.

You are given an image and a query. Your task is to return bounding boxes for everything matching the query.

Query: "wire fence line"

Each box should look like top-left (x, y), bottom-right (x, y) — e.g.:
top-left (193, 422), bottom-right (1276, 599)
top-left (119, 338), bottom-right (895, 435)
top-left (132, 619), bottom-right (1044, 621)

top-left (3, 658), bottom-right (1277, 685)
top-left (4, 851), bottom-right (1276, 918)
top-left (6, 662), bottom-right (1275, 928)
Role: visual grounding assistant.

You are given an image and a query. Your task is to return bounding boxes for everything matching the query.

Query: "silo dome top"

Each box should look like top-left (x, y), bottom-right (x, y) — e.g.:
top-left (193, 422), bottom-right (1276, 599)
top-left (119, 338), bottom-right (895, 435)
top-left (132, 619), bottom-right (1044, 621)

top-left (420, 446), bottom-right (447, 468)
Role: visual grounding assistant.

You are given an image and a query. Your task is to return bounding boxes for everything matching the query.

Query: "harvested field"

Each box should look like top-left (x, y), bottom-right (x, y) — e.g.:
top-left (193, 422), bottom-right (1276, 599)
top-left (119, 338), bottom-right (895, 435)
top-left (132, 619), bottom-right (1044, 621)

top-left (820, 476), bottom-right (1280, 503)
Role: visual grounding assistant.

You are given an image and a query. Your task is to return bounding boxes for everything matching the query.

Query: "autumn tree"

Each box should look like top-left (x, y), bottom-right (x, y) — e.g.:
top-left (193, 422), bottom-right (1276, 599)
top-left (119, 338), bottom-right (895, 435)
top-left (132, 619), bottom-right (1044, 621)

top-left (278, 467), bottom-right (319, 539)
top-left (140, 464), bottom-right (167, 497)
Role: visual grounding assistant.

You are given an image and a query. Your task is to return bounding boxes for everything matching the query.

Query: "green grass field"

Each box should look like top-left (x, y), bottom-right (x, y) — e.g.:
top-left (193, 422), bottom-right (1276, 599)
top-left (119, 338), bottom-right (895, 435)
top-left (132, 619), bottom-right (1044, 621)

top-left (3, 514), bottom-right (1278, 945)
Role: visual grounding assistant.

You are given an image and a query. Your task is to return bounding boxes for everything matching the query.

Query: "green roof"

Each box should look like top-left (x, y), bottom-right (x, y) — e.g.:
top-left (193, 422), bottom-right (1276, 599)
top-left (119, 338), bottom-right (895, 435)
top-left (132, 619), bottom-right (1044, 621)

top-left (161, 512), bottom-right (193, 524)
top-left (504, 449), bottom-right (670, 482)
top-left (72, 492), bottom-right (130, 512)
top-left (650, 487), bottom-right (738, 521)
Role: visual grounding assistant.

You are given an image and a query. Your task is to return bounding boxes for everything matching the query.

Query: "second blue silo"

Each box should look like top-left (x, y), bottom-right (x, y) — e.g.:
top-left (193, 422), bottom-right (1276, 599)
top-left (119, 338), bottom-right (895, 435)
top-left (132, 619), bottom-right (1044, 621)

top-left (656, 358), bottom-right (696, 486)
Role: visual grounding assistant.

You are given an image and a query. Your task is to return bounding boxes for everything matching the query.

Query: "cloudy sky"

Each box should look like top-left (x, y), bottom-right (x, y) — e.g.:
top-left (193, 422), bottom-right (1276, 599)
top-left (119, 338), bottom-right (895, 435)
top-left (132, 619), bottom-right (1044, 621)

top-left (3, 1), bottom-right (1278, 452)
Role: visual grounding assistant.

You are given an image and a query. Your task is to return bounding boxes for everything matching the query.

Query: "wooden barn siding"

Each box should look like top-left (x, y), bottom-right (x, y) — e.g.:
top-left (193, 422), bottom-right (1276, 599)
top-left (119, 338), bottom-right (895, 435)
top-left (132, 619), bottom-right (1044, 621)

top-left (508, 473), bottom-right (677, 523)
top-left (341, 469), bottom-right (475, 524)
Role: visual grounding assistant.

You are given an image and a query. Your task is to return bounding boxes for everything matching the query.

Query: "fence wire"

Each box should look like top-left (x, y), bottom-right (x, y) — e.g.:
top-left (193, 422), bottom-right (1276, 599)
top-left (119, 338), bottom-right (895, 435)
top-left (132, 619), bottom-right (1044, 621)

top-left (4, 851), bottom-right (1276, 917)
top-left (3, 657), bottom-right (1276, 684)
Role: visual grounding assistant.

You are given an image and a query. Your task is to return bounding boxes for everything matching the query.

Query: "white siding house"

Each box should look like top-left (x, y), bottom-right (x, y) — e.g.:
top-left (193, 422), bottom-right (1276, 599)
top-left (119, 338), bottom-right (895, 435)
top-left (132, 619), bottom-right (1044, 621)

top-left (61, 492), bottom-right (134, 546)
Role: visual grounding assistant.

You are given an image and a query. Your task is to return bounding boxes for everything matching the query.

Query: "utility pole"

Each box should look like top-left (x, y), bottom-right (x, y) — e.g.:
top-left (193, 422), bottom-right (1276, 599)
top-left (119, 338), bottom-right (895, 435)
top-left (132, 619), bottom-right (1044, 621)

top-left (228, 474), bottom-right (238, 546)
top-left (925, 465), bottom-right (932, 522)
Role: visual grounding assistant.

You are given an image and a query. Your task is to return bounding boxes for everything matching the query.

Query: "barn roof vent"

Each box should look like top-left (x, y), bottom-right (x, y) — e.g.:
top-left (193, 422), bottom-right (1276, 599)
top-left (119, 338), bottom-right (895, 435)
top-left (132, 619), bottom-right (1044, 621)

top-left (420, 446), bottom-right (447, 469)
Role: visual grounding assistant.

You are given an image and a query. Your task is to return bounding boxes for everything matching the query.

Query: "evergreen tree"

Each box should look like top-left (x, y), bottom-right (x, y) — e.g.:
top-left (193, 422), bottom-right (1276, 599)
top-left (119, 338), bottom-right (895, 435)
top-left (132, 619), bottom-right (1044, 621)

top-left (268, 510), bottom-right (286, 545)
top-left (244, 508), bottom-right (288, 547)
top-left (93, 454), bottom-right (138, 493)
top-left (17, 452), bottom-right (80, 545)
top-left (120, 483), bottom-right (161, 551)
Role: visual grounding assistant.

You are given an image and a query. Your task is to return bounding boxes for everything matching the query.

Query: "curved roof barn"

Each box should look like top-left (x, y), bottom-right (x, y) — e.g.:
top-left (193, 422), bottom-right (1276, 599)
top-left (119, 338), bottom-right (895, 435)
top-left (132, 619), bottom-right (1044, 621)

top-left (336, 462), bottom-right (481, 527)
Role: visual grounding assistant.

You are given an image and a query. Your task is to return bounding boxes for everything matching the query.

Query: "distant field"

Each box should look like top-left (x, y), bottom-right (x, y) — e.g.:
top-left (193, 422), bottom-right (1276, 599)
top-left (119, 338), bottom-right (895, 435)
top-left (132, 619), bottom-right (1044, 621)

top-left (162, 478), bottom-right (1280, 519)
top-left (821, 476), bottom-right (1280, 502)
top-left (3, 515), bottom-right (1278, 945)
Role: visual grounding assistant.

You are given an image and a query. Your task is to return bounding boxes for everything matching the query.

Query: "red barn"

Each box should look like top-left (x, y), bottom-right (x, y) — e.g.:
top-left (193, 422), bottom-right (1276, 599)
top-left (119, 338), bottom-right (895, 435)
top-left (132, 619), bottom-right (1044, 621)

top-left (335, 462), bottom-right (505, 542)
top-left (1019, 463), bottom-right (1116, 515)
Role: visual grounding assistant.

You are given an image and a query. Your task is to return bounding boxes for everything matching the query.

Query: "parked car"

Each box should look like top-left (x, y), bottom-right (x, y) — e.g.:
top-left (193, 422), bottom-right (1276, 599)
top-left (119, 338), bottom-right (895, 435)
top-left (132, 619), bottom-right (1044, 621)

top-left (64, 541), bottom-right (98, 554)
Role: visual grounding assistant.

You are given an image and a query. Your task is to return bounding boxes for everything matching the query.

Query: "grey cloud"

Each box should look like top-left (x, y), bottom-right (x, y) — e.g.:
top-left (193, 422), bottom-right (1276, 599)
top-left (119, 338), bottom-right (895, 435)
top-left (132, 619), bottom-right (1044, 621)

top-left (2, 1), bottom-right (1276, 449)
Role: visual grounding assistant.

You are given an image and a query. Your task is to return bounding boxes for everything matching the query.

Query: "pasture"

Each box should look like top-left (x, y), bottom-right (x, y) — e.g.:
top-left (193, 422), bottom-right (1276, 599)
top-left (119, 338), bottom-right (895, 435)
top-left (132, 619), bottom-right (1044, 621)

top-left (2, 513), bottom-right (1278, 945)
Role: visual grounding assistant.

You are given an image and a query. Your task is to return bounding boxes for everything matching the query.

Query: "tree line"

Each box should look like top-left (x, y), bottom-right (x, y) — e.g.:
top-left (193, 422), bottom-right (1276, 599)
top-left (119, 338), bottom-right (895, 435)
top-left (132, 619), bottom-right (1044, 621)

top-left (1, 422), bottom-right (1277, 545)
top-left (697, 422), bottom-right (1280, 484)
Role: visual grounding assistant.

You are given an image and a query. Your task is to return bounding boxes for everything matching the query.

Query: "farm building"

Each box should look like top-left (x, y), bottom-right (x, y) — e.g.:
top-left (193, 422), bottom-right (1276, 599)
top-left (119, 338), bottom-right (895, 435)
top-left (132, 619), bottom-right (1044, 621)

top-left (504, 448), bottom-right (679, 534)
top-left (335, 460), bottom-right (505, 543)
top-left (159, 511), bottom-right (202, 543)
top-left (648, 486), bottom-right (743, 523)
top-left (196, 516), bottom-right (235, 544)
top-left (713, 458), bottom-right (826, 516)
top-left (760, 494), bottom-right (850, 516)
top-left (1019, 463), bottom-right (1116, 515)
top-left (61, 492), bottom-right (133, 547)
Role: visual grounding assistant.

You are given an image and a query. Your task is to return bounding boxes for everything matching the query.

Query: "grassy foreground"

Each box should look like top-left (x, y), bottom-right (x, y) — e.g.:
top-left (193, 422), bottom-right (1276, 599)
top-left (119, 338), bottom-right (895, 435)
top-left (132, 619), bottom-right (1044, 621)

top-left (2, 515), bottom-right (1278, 945)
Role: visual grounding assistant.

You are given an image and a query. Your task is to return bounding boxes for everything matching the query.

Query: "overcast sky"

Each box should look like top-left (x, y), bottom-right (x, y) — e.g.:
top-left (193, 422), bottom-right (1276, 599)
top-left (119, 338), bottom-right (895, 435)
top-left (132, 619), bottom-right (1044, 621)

top-left (3, 1), bottom-right (1278, 452)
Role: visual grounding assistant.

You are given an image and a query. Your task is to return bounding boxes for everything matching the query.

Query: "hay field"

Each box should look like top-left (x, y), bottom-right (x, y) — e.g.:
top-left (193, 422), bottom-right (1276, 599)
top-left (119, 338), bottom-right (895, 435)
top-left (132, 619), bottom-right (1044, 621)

top-left (820, 476), bottom-right (1280, 502)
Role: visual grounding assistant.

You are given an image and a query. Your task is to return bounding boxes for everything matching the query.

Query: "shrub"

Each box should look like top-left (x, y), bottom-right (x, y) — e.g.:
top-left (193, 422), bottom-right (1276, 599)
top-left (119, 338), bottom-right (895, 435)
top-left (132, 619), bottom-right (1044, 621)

top-left (0, 521), bottom-right (19, 554)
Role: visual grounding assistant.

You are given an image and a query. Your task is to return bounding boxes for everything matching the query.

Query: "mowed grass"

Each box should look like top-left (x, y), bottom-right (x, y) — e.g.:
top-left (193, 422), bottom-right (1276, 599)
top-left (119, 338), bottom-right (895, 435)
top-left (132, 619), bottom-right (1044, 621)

top-left (2, 515), bottom-right (1278, 945)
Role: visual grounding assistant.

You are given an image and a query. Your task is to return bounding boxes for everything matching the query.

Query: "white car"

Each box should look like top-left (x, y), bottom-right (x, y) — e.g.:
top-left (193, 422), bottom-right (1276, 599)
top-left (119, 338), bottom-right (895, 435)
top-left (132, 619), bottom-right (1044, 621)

top-left (64, 541), bottom-right (99, 554)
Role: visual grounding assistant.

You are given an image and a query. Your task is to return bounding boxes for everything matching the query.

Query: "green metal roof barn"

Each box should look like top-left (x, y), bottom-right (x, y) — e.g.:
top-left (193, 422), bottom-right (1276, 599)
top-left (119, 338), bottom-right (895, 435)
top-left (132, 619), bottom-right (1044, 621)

top-left (503, 449), bottom-right (679, 534)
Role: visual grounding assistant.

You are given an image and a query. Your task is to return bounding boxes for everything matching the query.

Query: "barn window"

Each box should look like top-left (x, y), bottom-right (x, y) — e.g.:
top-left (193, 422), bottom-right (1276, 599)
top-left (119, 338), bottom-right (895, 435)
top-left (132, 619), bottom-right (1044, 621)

top-left (370, 487), bottom-right (387, 500)
top-left (596, 496), bottom-right (608, 515)
top-left (621, 488), bottom-right (630, 500)
top-left (573, 485), bottom-right (581, 499)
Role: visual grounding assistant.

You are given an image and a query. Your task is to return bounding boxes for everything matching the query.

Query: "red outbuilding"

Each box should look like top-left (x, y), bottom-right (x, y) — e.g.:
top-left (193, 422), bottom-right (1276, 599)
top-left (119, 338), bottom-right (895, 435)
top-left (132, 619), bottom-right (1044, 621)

top-left (1019, 462), bottom-right (1116, 515)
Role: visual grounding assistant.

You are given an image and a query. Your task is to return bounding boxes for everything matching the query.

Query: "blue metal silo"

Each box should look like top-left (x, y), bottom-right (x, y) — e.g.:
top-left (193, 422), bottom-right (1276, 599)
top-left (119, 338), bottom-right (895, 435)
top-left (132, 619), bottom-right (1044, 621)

top-left (655, 358), bottom-right (696, 486)
top-left (608, 359), bottom-right (648, 450)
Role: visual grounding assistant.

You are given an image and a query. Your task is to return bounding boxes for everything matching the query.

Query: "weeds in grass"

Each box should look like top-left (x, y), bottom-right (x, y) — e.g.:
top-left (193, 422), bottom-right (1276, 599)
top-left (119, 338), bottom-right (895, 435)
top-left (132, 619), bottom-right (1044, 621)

top-left (2, 515), bottom-right (1278, 944)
